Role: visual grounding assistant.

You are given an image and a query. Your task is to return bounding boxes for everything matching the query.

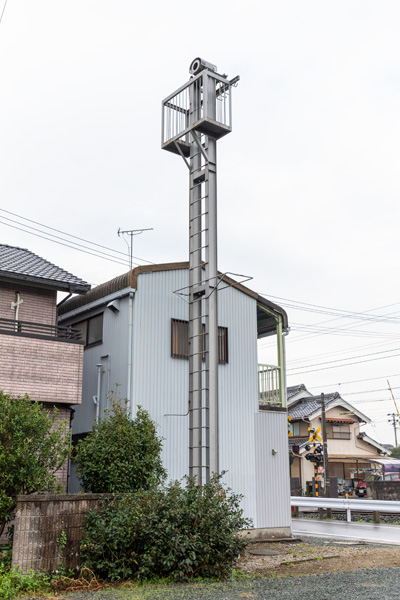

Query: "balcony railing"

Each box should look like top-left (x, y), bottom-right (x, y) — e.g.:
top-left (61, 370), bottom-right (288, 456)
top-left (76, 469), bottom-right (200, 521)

top-left (258, 363), bottom-right (282, 406)
top-left (162, 70), bottom-right (233, 156)
top-left (0, 317), bottom-right (82, 341)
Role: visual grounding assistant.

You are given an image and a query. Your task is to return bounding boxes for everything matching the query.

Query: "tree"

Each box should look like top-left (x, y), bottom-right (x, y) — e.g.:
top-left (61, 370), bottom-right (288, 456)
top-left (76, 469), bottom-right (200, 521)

top-left (74, 395), bottom-right (166, 493)
top-left (0, 391), bottom-right (70, 538)
top-left (391, 446), bottom-right (400, 459)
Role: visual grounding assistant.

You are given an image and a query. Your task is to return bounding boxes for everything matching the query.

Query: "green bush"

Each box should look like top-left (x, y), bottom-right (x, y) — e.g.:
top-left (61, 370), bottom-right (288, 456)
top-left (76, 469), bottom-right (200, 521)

top-left (0, 565), bottom-right (50, 600)
top-left (0, 391), bottom-right (70, 538)
top-left (74, 397), bottom-right (166, 493)
top-left (81, 475), bottom-right (251, 582)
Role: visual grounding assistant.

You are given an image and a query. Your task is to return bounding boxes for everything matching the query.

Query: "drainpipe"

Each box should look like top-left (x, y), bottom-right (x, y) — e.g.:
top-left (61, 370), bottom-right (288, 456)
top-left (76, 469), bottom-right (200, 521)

top-left (96, 363), bottom-right (102, 421)
top-left (127, 292), bottom-right (134, 417)
top-left (276, 317), bottom-right (287, 408)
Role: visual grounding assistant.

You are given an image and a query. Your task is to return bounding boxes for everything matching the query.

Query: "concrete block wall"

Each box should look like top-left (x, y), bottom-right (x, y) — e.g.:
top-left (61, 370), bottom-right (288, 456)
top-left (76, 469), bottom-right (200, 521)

top-left (0, 283), bottom-right (57, 326)
top-left (12, 494), bottom-right (108, 573)
top-left (0, 334), bottom-right (83, 404)
top-left (367, 481), bottom-right (400, 500)
top-left (45, 404), bottom-right (71, 489)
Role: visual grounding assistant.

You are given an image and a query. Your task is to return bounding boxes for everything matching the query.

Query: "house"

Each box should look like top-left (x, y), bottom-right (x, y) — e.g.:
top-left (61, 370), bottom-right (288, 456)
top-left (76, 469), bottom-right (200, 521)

top-left (58, 262), bottom-right (291, 535)
top-left (0, 243), bottom-right (90, 490)
top-left (287, 385), bottom-right (389, 494)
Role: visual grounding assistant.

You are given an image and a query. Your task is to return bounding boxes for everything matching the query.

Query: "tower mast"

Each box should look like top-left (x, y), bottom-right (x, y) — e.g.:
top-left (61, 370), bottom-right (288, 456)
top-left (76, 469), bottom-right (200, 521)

top-left (162, 58), bottom-right (239, 482)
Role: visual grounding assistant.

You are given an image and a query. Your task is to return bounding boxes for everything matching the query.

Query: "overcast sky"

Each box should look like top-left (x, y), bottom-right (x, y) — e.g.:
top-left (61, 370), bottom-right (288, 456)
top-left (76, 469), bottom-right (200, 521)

top-left (1, 1), bottom-right (400, 445)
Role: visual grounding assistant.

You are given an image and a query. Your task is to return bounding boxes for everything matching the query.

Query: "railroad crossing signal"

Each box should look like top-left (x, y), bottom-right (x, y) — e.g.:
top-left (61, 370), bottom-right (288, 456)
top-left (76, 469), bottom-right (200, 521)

top-left (308, 426), bottom-right (323, 498)
top-left (288, 415), bottom-right (292, 437)
top-left (308, 426), bottom-right (322, 443)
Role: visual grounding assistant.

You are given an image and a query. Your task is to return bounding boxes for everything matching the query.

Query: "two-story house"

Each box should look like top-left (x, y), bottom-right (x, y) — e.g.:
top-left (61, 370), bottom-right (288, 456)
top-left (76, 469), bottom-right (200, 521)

top-left (0, 244), bottom-right (90, 489)
top-left (287, 385), bottom-right (388, 494)
top-left (58, 262), bottom-right (292, 536)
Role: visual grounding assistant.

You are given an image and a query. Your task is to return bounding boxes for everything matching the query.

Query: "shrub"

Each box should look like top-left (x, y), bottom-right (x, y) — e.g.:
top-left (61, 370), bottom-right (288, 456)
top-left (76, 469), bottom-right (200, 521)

top-left (74, 397), bottom-right (166, 493)
top-left (0, 391), bottom-right (70, 538)
top-left (0, 566), bottom-right (50, 600)
top-left (81, 474), bottom-right (251, 581)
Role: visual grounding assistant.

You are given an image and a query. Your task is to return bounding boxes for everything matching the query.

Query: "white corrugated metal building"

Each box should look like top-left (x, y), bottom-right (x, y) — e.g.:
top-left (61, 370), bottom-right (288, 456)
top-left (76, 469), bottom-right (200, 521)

top-left (58, 262), bottom-right (291, 535)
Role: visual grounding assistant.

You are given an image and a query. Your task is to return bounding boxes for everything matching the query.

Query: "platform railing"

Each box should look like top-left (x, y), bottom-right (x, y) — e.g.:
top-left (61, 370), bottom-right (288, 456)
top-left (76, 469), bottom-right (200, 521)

top-left (258, 363), bottom-right (282, 406)
top-left (161, 70), bottom-right (233, 154)
top-left (0, 317), bottom-right (82, 341)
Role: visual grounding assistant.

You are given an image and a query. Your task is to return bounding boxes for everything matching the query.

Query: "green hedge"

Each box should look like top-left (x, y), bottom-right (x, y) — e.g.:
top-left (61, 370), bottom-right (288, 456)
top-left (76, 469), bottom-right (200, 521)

top-left (81, 475), bottom-right (251, 581)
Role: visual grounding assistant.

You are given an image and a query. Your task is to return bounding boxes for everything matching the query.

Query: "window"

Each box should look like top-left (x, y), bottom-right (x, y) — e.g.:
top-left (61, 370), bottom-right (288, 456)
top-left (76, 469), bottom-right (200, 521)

top-left (327, 424), bottom-right (351, 440)
top-left (171, 318), bottom-right (189, 359)
top-left (74, 313), bottom-right (103, 347)
top-left (171, 319), bottom-right (228, 364)
top-left (288, 421), bottom-right (300, 437)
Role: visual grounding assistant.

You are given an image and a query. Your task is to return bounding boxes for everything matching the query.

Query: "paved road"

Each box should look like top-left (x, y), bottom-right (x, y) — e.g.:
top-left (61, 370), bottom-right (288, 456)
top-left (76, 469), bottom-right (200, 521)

top-left (292, 517), bottom-right (400, 544)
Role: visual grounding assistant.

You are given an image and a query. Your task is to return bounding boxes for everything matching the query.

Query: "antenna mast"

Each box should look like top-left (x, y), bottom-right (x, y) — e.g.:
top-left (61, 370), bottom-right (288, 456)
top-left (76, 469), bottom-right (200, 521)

top-left (118, 228), bottom-right (153, 270)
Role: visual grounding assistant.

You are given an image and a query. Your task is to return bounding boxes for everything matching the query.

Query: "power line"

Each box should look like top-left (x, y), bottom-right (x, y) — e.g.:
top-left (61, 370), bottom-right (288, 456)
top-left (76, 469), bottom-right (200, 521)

top-left (259, 298), bottom-right (400, 349)
top-left (0, 0), bottom-right (8, 25)
top-left (0, 219), bottom-right (130, 267)
top-left (287, 351), bottom-right (400, 376)
top-left (288, 338), bottom-right (400, 366)
top-left (264, 293), bottom-right (400, 324)
top-left (0, 215), bottom-right (129, 265)
top-left (0, 207), bottom-right (154, 265)
top-left (307, 373), bottom-right (400, 389)
top-left (288, 347), bottom-right (400, 372)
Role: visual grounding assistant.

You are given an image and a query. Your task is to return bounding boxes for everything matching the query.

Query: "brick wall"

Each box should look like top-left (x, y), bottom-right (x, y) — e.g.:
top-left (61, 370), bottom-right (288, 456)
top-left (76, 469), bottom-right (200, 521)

top-left (12, 494), bottom-right (111, 573)
top-left (0, 282), bottom-right (57, 326)
top-left (0, 334), bottom-right (83, 404)
top-left (45, 404), bottom-right (71, 488)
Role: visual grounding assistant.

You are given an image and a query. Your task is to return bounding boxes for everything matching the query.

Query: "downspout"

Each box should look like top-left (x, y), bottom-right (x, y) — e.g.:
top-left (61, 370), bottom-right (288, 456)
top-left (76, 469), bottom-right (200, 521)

top-left (276, 317), bottom-right (287, 408)
top-left (127, 292), bottom-right (134, 417)
top-left (96, 363), bottom-right (102, 421)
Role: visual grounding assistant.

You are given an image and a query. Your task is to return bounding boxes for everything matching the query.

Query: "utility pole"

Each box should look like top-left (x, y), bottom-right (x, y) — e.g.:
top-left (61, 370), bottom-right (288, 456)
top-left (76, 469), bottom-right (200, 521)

top-left (118, 228), bottom-right (153, 270)
top-left (388, 413), bottom-right (399, 447)
top-left (320, 393), bottom-right (332, 517)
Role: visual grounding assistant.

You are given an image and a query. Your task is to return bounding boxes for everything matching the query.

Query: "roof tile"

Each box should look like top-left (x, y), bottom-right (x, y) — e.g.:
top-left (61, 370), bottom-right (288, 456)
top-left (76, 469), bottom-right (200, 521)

top-left (0, 244), bottom-right (90, 293)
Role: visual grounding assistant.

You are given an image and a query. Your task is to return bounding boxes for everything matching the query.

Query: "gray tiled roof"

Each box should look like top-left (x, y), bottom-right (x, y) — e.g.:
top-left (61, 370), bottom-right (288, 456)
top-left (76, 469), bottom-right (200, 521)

top-left (287, 384), bottom-right (310, 400)
top-left (288, 392), bottom-right (340, 419)
top-left (0, 244), bottom-right (90, 293)
top-left (289, 437), bottom-right (308, 450)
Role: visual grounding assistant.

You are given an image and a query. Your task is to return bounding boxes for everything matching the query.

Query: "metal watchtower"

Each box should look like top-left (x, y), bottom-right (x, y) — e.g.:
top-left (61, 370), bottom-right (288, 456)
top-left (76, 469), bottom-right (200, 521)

top-left (162, 58), bottom-right (239, 484)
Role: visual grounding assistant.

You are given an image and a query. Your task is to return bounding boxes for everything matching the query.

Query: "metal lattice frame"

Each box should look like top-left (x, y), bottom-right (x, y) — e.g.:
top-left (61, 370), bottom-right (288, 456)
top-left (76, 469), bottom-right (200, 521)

top-left (162, 61), bottom-right (238, 483)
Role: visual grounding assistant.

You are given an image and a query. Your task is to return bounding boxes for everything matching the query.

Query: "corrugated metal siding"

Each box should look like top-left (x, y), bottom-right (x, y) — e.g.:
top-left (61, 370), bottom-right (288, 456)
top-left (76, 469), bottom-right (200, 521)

top-left (64, 266), bottom-right (290, 528)
top-left (255, 411), bottom-right (291, 528)
top-left (70, 300), bottom-right (130, 435)
top-left (132, 269), bottom-right (189, 482)
top-left (133, 271), bottom-right (260, 522)
top-left (218, 286), bottom-right (259, 523)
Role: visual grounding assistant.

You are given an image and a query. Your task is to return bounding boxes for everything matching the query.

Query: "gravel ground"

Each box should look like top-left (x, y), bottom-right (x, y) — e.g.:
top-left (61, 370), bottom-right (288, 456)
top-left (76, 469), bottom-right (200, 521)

top-left (24, 536), bottom-right (400, 600)
top-left (39, 568), bottom-right (400, 600)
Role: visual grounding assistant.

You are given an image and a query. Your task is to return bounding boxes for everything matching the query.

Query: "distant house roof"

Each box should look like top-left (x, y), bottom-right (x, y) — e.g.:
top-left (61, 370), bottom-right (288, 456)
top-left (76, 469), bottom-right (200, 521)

top-left (287, 383), bottom-right (312, 401)
top-left (58, 262), bottom-right (288, 334)
top-left (288, 392), bottom-right (339, 419)
top-left (0, 244), bottom-right (90, 293)
top-left (357, 434), bottom-right (390, 456)
top-left (288, 392), bottom-right (371, 424)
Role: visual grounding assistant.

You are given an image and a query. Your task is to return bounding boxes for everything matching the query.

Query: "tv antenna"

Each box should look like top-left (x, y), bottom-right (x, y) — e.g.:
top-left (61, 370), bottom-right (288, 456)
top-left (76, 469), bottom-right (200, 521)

top-left (118, 228), bottom-right (153, 270)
